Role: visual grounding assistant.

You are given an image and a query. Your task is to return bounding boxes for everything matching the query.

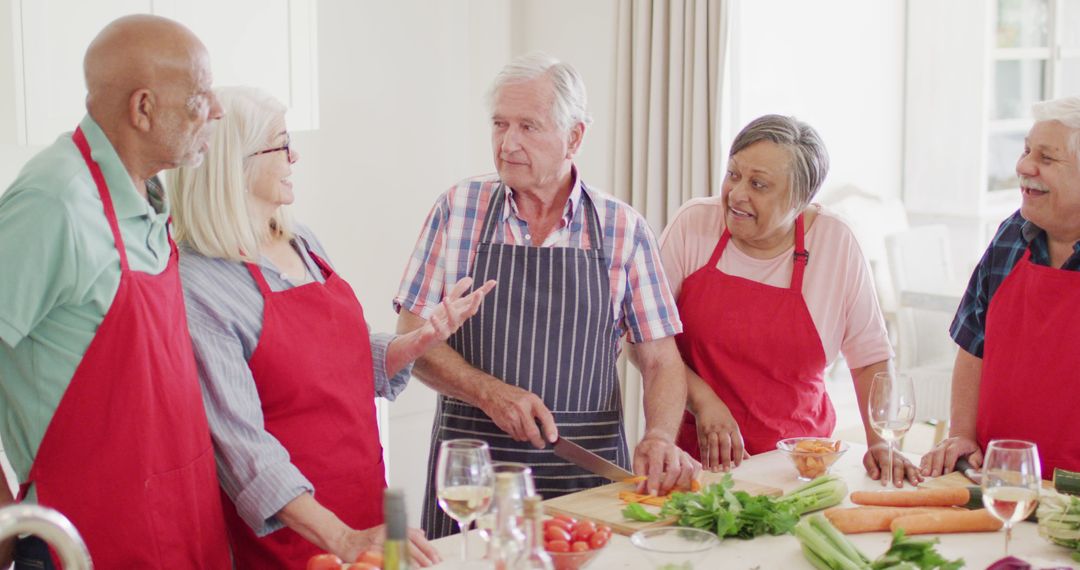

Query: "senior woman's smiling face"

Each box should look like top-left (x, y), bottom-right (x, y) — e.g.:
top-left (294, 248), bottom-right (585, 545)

top-left (721, 141), bottom-right (799, 256)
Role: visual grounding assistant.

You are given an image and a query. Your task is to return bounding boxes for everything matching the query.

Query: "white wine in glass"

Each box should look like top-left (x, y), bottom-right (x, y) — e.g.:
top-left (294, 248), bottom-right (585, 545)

top-left (982, 439), bottom-right (1041, 556)
top-left (436, 439), bottom-right (494, 561)
top-left (867, 371), bottom-right (915, 486)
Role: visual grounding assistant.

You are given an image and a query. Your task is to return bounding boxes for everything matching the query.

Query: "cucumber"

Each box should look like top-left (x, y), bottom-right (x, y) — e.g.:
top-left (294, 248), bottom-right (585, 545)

top-left (963, 485), bottom-right (1038, 522)
top-left (1054, 468), bottom-right (1080, 496)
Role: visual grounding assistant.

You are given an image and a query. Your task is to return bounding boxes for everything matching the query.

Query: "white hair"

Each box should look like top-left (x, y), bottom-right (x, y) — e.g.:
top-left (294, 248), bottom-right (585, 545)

top-left (166, 86), bottom-right (292, 261)
top-left (487, 52), bottom-right (592, 131)
top-left (1032, 96), bottom-right (1080, 159)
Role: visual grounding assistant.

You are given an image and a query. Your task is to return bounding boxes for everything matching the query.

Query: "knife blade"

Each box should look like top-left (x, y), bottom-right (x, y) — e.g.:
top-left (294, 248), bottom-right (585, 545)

top-left (552, 437), bottom-right (635, 482)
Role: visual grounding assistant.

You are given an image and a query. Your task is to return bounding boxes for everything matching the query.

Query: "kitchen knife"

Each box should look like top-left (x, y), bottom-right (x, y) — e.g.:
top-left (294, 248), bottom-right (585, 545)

top-left (552, 437), bottom-right (635, 482)
top-left (955, 454), bottom-right (982, 484)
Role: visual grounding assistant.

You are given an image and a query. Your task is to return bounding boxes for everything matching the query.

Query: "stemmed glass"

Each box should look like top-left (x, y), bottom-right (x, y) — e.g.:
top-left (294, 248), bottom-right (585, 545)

top-left (981, 439), bottom-right (1041, 556)
top-left (436, 439), bottom-right (495, 561)
top-left (867, 371), bottom-right (916, 486)
top-left (476, 462), bottom-right (536, 545)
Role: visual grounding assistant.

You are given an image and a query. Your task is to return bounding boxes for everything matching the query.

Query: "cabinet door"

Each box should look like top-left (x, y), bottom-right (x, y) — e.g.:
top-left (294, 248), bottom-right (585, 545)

top-left (10, 0), bottom-right (317, 146)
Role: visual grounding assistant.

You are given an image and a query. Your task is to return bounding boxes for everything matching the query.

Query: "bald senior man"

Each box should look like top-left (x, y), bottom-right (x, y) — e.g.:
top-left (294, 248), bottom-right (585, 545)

top-left (0, 15), bottom-right (227, 568)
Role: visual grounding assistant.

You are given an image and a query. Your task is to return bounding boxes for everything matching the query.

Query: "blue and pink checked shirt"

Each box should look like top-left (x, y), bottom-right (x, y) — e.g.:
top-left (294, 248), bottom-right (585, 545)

top-left (950, 209), bottom-right (1080, 358)
top-left (394, 172), bottom-right (683, 344)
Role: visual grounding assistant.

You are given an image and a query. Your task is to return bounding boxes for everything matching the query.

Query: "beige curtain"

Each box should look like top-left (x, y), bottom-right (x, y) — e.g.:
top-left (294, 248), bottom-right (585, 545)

top-left (613, 0), bottom-right (729, 446)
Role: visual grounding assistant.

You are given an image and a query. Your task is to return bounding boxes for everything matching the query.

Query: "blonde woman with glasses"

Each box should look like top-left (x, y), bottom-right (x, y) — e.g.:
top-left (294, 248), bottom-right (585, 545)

top-left (168, 86), bottom-right (493, 569)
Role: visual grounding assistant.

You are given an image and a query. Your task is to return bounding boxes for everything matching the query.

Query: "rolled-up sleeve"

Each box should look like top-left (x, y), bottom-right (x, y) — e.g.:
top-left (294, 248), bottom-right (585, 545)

top-left (369, 331), bottom-right (411, 400)
top-left (184, 291), bottom-right (312, 537)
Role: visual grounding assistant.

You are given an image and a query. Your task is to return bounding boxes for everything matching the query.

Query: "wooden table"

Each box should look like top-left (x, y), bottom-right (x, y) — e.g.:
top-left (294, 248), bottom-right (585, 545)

top-left (429, 443), bottom-right (1078, 568)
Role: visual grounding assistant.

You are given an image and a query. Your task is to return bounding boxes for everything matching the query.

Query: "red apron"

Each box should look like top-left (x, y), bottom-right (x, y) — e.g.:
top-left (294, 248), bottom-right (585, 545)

top-left (221, 251), bottom-right (386, 569)
top-left (978, 248), bottom-right (1080, 476)
top-left (16, 127), bottom-right (230, 568)
top-left (674, 215), bottom-right (831, 456)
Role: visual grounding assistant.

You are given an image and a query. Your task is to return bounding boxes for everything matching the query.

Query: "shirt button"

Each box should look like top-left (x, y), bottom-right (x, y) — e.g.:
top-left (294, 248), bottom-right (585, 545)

top-left (525, 234), bottom-right (532, 240)
top-left (280, 273), bottom-right (289, 280)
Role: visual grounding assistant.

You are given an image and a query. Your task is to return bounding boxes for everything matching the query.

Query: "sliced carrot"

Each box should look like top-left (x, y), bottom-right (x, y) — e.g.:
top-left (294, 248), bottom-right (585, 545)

top-left (850, 487), bottom-right (970, 508)
top-left (618, 491), bottom-right (648, 503)
top-left (640, 495), bottom-right (667, 507)
top-left (890, 508), bottom-right (1003, 535)
top-left (623, 475), bottom-right (648, 484)
top-left (823, 506), bottom-right (960, 534)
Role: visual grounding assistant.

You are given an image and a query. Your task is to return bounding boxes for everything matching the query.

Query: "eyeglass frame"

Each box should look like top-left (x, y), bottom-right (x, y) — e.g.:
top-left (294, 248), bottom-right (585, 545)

top-left (249, 132), bottom-right (291, 159)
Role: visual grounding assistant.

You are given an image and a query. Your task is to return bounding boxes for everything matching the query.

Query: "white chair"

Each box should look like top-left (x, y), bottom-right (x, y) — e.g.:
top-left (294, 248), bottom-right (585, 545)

top-left (884, 225), bottom-right (960, 446)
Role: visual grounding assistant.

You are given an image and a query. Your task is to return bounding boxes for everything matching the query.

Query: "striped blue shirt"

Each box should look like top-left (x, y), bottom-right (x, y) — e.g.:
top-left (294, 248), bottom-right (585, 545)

top-left (178, 225), bottom-right (409, 536)
top-left (950, 210), bottom-right (1080, 357)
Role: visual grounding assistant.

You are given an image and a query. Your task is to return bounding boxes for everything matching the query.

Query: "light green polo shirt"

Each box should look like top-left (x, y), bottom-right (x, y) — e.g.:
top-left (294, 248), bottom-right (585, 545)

top-left (0, 115), bottom-right (171, 495)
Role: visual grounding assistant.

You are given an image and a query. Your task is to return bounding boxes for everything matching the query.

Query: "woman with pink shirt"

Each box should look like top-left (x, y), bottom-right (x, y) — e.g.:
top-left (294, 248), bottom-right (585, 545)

top-left (659, 115), bottom-right (919, 486)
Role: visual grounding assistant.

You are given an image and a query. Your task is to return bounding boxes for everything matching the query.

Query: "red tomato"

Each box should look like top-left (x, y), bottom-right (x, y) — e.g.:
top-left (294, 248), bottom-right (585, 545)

top-left (544, 518), bottom-right (573, 533)
top-left (356, 551), bottom-right (383, 565)
top-left (545, 539), bottom-right (571, 553)
top-left (544, 526), bottom-right (572, 543)
top-left (588, 531), bottom-right (609, 549)
top-left (307, 553), bottom-right (343, 570)
top-left (571, 524), bottom-right (595, 543)
top-left (553, 514), bottom-right (577, 525)
top-left (572, 520), bottom-right (596, 535)
top-left (571, 541), bottom-right (589, 552)
top-left (595, 524), bottom-right (612, 536)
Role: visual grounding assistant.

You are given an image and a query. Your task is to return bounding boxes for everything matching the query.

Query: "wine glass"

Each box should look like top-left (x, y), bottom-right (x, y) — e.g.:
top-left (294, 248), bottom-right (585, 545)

top-left (867, 371), bottom-right (916, 486)
top-left (982, 439), bottom-right (1041, 556)
top-left (436, 439), bottom-right (495, 561)
top-left (476, 462), bottom-right (536, 545)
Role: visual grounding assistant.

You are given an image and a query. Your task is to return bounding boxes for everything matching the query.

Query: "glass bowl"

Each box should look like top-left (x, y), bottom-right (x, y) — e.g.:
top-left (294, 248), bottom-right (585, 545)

top-left (629, 527), bottom-right (719, 569)
top-left (776, 437), bottom-right (849, 481)
top-left (547, 543), bottom-right (606, 570)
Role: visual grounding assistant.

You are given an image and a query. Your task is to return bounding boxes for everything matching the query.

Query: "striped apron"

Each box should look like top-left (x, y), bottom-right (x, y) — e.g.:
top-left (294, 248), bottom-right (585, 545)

top-left (421, 185), bottom-right (629, 538)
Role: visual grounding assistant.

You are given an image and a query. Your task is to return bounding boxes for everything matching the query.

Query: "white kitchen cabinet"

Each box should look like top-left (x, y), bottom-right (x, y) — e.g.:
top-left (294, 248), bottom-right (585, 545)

top-left (9, 0), bottom-right (317, 146)
top-left (904, 0), bottom-right (1079, 262)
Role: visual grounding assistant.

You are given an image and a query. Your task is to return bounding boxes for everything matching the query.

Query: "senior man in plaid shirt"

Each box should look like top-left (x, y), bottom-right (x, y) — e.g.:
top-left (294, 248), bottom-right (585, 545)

top-left (394, 52), bottom-right (699, 538)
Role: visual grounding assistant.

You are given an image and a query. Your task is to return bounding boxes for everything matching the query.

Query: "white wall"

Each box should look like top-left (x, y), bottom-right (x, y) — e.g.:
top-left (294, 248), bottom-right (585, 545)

top-left (729, 0), bottom-right (906, 200)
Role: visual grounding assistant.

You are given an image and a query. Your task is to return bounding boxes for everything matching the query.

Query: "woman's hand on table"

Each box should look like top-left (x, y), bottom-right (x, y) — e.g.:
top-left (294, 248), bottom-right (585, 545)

top-left (692, 397), bottom-right (748, 473)
top-left (919, 436), bottom-right (983, 477)
top-left (337, 525), bottom-right (442, 567)
top-left (863, 442), bottom-right (923, 487)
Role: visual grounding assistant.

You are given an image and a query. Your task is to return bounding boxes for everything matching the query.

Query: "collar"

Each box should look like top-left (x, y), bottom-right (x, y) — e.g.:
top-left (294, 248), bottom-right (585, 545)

top-left (1020, 218), bottom-right (1080, 257)
top-left (78, 114), bottom-right (167, 220)
top-left (501, 165), bottom-right (583, 226)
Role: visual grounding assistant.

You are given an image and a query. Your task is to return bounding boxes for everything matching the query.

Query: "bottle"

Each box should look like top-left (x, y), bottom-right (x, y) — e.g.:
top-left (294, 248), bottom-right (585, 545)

top-left (383, 488), bottom-right (411, 570)
top-left (513, 495), bottom-right (553, 570)
top-left (486, 472), bottom-right (525, 569)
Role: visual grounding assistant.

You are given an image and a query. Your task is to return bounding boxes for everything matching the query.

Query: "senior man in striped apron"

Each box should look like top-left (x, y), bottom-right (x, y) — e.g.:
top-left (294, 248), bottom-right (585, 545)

top-left (396, 53), bottom-right (698, 538)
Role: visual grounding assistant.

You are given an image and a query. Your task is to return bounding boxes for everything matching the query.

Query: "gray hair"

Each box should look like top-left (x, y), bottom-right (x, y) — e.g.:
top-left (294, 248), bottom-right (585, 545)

top-left (1032, 96), bottom-right (1080, 159)
top-left (729, 114), bottom-right (829, 209)
top-left (487, 52), bottom-right (593, 131)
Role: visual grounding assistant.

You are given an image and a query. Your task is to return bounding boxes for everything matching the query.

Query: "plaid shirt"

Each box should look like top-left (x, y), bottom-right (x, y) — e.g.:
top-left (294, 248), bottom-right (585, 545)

top-left (950, 209), bottom-right (1080, 357)
top-left (394, 173), bottom-right (682, 344)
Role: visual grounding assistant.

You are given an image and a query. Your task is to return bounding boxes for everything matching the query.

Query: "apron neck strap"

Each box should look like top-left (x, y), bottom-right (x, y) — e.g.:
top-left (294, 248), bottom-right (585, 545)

top-left (791, 213), bottom-right (809, 291)
top-left (708, 213), bottom-right (809, 292)
top-left (244, 262), bottom-right (273, 297)
top-left (73, 127), bottom-right (129, 272)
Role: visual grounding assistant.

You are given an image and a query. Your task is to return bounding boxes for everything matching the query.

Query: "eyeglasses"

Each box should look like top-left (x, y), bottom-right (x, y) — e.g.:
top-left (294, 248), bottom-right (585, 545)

top-left (249, 133), bottom-right (291, 159)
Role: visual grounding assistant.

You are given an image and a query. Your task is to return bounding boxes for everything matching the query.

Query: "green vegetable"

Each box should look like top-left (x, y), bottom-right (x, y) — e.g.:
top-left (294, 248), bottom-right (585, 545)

top-left (622, 502), bottom-right (660, 522)
top-left (870, 530), bottom-right (963, 570)
top-left (1054, 468), bottom-right (1080, 496)
top-left (795, 513), bottom-right (964, 569)
top-left (778, 474), bottom-right (849, 515)
top-left (659, 473), bottom-right (799, 539)
top-left (1036, 489), bottom-right (1080, 562)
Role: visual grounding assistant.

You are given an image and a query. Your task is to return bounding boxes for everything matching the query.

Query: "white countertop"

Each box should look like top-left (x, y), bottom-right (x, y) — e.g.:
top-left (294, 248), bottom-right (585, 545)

top-left (430, 443), bottom-right (1079, 569)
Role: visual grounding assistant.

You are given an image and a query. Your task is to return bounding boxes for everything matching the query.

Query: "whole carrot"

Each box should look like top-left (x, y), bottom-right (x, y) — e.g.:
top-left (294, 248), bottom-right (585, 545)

top-left (850, 487), bottom-right (970, 507)
top-left (890, 508), bottom-right (1004, 535)
top-left (823, 506), bottom-right (959, 534)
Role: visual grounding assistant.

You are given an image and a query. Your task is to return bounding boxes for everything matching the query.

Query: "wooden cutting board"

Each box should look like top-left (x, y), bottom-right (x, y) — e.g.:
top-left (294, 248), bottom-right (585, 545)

top-left (542, 472), bottom-right (783, 536)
